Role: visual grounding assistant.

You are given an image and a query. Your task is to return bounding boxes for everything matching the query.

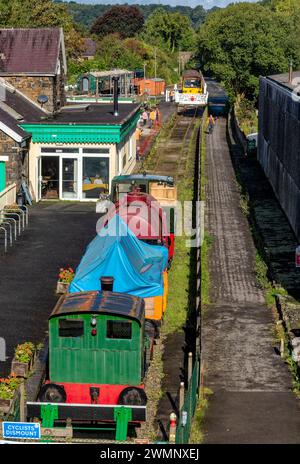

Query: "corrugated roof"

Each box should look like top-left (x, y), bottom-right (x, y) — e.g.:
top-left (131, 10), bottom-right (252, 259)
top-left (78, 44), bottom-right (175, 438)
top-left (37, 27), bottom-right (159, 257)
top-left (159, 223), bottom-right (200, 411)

top-left (50, 291), bottom-right (145, 325)
top-left (0, 28), bottom-right (62, 75)
top-left (89, 70), bottom-right (133, 78)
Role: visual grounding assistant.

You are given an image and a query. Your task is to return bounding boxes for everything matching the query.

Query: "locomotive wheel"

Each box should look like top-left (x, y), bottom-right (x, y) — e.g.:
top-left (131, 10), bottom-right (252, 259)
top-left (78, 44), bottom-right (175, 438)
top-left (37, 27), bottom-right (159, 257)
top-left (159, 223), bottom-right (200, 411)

top-left (38, 383), bottom-right (67, 403)
top-left (118, 387), bottom-right (147, 406)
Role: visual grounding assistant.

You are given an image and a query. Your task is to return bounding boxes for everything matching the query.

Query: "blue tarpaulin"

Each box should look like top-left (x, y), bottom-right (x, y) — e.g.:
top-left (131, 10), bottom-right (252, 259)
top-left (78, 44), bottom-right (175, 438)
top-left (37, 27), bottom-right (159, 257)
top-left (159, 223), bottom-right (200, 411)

top-left (69, 215), bottom-right (168, 298)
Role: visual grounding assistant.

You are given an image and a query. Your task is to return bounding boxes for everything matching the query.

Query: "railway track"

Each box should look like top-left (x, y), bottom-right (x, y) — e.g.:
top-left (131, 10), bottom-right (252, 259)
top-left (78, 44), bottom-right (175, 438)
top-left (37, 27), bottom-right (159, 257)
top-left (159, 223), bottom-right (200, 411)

top-left (138, 106), bottom-right (203, 441)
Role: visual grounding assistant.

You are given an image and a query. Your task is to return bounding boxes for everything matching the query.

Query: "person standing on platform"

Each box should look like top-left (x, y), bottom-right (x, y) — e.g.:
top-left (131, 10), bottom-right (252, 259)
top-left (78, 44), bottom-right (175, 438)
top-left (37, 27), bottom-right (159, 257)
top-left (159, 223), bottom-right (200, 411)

top-left (142, 109), bottom-right (148, 126)
top-left (149, 108), bottom-right (156, 128)
top-left (207, 114), bottom-right (215, 134)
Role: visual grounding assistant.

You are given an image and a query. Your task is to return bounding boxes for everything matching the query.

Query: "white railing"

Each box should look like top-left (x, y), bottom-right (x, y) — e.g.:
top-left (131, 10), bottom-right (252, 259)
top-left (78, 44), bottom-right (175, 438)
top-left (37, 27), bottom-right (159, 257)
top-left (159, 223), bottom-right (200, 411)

top-left (0, 183), bottom-right (17, 210)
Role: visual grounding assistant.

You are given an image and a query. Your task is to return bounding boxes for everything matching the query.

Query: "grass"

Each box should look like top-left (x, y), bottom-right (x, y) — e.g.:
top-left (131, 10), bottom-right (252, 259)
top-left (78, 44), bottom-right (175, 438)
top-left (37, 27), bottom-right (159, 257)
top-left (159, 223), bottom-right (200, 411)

top-left (189, 387), bottom-right (213, 443)
top-left (189, 109), bottom-right (213, 443)
top-left (163, 234), bottom-right (192, 335)
top-left (163, 117), bottom-right (200, 336)
top-left (140, 113), bottom-right (177, 172)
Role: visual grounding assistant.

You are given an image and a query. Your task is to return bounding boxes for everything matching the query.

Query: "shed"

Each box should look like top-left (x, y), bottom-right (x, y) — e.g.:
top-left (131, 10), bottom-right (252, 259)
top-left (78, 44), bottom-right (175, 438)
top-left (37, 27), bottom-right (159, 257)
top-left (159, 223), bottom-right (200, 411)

top-left (78, 69), bottom-right (135, 97)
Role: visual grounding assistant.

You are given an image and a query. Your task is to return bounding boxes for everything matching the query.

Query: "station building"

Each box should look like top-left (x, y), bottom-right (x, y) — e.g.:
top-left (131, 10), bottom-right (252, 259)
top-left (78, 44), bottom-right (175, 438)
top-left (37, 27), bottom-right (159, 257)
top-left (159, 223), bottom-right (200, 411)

top-left (258, 72), bottom-right (300, 241)
top-left (21, 103), bottom-right (140, 201)
top-left (0, 28), bottom-right (140, 205)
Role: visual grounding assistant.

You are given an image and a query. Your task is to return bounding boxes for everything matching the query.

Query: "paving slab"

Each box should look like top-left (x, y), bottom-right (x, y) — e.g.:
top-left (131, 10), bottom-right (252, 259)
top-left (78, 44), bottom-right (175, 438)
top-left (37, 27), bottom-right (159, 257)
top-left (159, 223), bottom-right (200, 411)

top-left (202, 109), bottom-right (300, 443)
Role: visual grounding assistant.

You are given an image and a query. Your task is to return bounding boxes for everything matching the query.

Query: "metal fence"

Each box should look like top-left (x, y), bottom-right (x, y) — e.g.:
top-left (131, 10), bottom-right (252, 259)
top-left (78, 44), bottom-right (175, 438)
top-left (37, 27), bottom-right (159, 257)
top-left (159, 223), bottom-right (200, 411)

top-left (172, 113), bottom-right (206, 444)
top-left (175, 358), bottom-right (200, 444)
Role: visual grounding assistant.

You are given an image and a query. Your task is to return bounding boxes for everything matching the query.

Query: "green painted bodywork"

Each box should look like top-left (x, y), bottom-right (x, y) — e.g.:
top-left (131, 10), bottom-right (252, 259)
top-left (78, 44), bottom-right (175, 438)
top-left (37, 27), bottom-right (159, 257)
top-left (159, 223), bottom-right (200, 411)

top-left (20, 112), bottom-right (140, 144)
top-left (49, 313), bottom-right (143, 385)
top-left (0, 162), bottom-right (6, 191)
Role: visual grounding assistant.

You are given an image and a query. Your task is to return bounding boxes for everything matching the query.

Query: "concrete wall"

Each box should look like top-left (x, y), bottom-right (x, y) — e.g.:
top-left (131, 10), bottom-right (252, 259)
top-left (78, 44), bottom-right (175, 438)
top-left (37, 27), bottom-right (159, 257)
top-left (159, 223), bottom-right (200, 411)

top-left (258, 77), bottom-right (300, 241)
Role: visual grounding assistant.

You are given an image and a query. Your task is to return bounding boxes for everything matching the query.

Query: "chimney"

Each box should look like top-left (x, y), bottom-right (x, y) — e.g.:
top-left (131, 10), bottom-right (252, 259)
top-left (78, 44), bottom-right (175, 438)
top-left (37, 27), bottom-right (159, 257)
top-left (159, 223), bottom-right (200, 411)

top-left (289, 59), bottom-right (293, 85)
top-left (112, 76), bottom-right (119, 117)
top-left (100, 276), bottom-right (114, 292)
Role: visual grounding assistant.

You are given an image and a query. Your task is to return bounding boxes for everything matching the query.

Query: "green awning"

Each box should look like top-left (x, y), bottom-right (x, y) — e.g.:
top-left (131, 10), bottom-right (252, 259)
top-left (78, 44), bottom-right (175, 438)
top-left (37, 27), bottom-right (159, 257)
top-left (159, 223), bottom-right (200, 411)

top-left (20, 111), bottom-right (140, 145)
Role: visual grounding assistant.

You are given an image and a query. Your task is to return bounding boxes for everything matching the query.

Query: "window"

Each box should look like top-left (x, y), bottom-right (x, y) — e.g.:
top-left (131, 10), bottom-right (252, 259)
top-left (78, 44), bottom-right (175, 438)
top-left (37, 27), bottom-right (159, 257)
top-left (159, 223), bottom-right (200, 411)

top-left (41, 148), bottom-right (79, 154)
top-left (82, 148), bottom-right (110, 154)
top-left (82, 156), bottom-right (109, 199)
top-left (106, 320), bottom-right (132, 339)
top-left (59, 319), bottom-right (84, 337)
top-left (184, 79), bottom-right (201, 89)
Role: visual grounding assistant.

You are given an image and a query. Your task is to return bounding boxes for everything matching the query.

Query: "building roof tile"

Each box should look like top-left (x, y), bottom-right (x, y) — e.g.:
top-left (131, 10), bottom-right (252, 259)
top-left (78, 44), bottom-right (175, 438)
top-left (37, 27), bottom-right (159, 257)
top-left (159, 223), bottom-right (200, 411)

top-left (0, 28), bottom-right (62, 75)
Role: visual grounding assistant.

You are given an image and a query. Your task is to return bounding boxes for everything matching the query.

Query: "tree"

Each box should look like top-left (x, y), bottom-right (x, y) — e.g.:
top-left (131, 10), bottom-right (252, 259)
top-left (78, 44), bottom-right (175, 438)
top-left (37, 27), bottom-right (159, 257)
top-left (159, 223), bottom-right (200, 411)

top-left (91, 6), bottom-right (144, 40)
top-left (143, 8), bottom-right (196, 53)
top-left (197, 3), bottom-right (289, 99)
top-left (266, 0), bottom-right (300, 68)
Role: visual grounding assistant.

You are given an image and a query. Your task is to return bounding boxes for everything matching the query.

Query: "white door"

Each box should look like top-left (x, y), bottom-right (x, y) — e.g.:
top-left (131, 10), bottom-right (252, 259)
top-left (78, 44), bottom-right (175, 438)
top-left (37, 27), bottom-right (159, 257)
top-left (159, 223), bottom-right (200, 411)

top-left (60, 156), bottom-right (79, 200)
top-left (36, 157), bottom-right (42, 201)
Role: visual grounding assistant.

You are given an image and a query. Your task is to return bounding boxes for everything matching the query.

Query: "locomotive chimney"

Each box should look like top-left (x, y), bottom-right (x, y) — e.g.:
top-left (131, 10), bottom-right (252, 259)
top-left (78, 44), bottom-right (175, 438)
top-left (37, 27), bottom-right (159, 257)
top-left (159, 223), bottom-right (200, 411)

top-left (112, 76), bottom-right (119, 117)
top-left (100, 276), bottom-right (114, 291)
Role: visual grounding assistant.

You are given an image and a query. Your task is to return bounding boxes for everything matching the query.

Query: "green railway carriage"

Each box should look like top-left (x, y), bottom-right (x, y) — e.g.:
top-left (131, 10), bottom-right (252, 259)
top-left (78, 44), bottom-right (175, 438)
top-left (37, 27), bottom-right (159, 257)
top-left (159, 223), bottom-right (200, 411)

top-left (27, 291), bottom-right (148, 434)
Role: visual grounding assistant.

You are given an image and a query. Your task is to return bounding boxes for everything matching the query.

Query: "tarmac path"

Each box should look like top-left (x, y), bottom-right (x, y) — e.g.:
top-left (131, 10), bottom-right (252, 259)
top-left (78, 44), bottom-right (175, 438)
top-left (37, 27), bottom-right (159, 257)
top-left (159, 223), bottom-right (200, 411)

top-left (201, 117), bottom-right (300, 443)
top-left (0, 202), bottom-right (97, 377)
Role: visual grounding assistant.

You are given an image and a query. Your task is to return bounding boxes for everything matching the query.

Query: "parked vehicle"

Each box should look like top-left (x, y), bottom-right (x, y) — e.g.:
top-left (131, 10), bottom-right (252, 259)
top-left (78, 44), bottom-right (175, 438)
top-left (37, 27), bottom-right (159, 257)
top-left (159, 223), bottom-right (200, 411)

top-left (70, 215), bottom-right (169, 329)
top-left (175, 70), bottom-right (208, 112)
top-left (110, 174), bottom-right (177, 264)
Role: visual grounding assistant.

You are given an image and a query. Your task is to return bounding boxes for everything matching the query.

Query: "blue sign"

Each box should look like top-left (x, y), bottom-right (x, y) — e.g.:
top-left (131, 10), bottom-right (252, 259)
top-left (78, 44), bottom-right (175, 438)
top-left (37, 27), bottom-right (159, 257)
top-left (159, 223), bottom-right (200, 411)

top-left (2, 422), bottom-right (41, 440)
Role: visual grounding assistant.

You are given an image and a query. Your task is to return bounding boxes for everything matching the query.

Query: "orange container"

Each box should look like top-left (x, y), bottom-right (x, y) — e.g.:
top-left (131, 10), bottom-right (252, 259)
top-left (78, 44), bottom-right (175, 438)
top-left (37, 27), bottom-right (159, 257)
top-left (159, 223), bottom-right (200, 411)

top-left (133, 78), bottom-right (166, 97)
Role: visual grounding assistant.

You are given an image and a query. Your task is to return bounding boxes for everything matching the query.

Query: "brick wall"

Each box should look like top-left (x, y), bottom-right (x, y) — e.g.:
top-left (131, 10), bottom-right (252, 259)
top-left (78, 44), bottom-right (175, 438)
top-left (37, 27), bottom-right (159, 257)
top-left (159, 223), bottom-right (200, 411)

top-left (0, 131), bottom-right (29, 191)
top-left (4, 75), bottom-right (55, 112)
top-left (4, 54), bottom-right (66, 112)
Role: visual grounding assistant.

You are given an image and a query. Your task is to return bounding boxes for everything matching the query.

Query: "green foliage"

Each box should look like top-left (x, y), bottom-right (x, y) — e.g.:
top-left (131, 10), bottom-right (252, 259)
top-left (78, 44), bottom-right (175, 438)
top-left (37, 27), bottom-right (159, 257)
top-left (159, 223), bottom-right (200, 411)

top-left (0, 376), bottom-right (21, 400)
top-left (197, 3), bottom-right (290, 99)
top-left (235, 95), bottom-right (258, 136)
top-left (266, 0), bottom-right (300, 68)
top-left (68, 33), bottom-right (179, 86)
top-left (57, 1), bottom-right (207, 31)
top-left (14, 342), bottom-right (35, 363)
top-left (91, 5), bottom-right (144, 39)
top-left (96, 34), bottom-right (144, 70)
top-left (142, 8), bottom-right (197, 52)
